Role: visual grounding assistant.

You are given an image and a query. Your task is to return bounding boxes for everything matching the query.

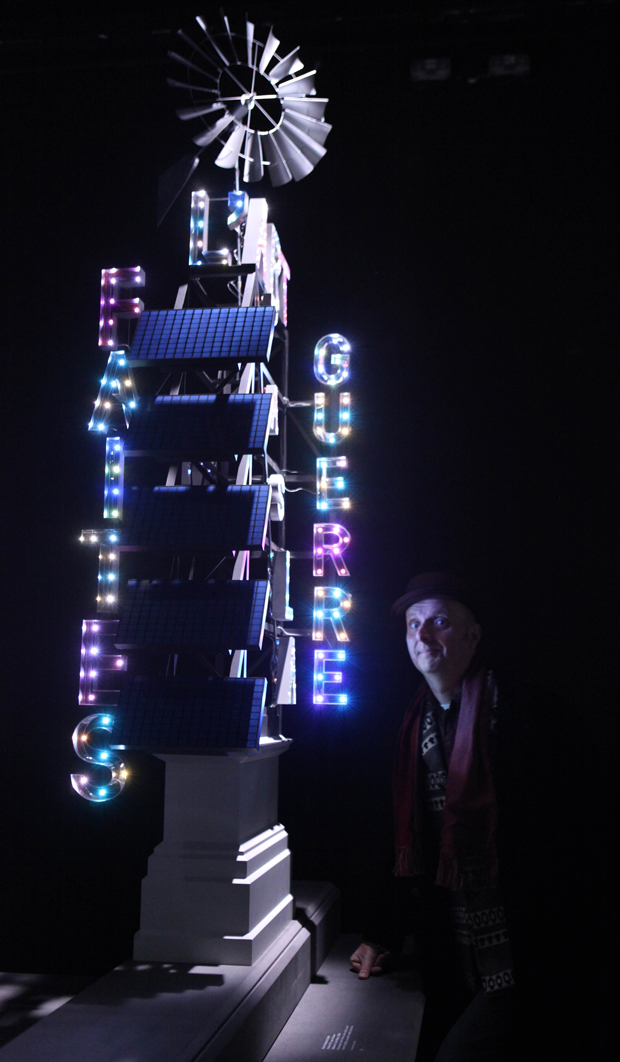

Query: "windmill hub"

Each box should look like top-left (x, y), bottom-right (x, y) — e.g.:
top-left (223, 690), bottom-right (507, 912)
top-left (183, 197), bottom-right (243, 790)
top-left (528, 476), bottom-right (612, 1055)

top-left (219, 67), bottom-right (281, 131)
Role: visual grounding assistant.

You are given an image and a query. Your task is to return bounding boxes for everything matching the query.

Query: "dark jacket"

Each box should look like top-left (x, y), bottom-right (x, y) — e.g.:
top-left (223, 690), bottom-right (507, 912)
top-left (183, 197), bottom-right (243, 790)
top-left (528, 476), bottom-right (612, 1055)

top-left (364, 669), bottom-right (604, 1058)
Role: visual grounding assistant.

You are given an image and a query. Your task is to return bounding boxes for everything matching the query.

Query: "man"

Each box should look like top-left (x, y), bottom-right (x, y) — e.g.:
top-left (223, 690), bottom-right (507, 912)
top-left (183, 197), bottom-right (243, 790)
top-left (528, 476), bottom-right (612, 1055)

top-left (350, 572), bottom-right (592, 1061)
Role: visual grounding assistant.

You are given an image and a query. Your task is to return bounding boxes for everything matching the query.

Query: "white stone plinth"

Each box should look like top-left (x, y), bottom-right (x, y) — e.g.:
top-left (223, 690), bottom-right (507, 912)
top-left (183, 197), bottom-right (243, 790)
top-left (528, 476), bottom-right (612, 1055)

top-left (134, 740), bottom-right (293, 965)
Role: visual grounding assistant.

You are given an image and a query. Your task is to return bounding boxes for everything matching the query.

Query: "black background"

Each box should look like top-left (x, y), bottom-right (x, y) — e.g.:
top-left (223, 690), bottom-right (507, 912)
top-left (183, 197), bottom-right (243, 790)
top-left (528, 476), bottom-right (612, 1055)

top-left (1, 0), bottom-right (617, 1002)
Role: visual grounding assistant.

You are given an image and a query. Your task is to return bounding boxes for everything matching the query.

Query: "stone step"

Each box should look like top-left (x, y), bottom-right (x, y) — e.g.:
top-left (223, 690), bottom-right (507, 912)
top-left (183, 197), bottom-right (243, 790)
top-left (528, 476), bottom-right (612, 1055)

top-left (263, 934), bottom-right (425, 1062)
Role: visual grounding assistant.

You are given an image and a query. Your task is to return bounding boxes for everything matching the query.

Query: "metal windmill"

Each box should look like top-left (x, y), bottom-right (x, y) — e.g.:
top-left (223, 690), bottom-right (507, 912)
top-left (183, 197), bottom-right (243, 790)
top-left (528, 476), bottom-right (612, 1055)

top-left (158, 13), bottom-right (331, 221)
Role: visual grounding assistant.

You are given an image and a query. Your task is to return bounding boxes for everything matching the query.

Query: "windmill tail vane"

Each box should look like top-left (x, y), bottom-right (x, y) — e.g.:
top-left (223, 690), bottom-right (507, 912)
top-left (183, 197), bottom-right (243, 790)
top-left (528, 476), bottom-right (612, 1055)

top-left (158, 12), bottom-right (331, 223)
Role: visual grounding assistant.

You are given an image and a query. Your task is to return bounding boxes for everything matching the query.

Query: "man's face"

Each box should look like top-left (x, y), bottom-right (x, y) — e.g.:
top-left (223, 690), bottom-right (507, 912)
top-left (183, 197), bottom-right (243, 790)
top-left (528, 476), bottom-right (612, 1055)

top-left (405, 598), bottom-right (481, 685)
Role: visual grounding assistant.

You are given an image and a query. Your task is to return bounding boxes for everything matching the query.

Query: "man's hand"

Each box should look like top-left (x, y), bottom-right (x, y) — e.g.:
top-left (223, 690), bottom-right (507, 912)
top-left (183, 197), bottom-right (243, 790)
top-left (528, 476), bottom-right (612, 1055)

top-left (349, 942), bottom-right (390, 979)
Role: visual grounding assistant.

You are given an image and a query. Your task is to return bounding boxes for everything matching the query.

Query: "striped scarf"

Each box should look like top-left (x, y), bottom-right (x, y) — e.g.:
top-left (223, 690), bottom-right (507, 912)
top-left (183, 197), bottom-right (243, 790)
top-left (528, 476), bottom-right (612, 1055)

top-left (393, 666), bottom-right (499, 889)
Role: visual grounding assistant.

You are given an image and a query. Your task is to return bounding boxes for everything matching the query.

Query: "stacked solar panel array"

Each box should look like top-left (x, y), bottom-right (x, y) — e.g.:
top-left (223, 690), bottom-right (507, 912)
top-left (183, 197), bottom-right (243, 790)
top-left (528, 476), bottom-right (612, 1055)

top-left (123, 393), bottom-right (273, 458)
top-left (122, 486), bottom-right (271, 552)
top-left (126, 307), bottom-right (276, 365)
top-left (116, 580), bottom-right (270, 652)
top-left (112, 676), bottom-right (266, 752)
top-left (111, 307), bottom-right (276, 752)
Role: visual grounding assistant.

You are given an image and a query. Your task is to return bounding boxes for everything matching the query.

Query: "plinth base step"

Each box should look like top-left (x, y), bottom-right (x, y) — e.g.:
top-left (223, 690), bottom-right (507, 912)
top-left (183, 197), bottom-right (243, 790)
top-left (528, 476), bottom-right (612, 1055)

top-left (0, 882), bottom-right (340, 1062)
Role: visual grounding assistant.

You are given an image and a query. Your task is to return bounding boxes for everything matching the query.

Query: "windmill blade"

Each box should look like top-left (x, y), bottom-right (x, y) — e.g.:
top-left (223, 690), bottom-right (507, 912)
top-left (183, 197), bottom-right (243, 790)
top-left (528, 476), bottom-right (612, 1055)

top-left (281, 96), bottom-right (328, 120)
top-left (192, 104), bottom-right (247, 147)
top-left (167, 77), bottom-right (218, 94)
top-left (176, 102), bottom-right (226, 120)
top-left (281, 119), bottom-right (327, 165)
top-left (243, 131), bottom-right (264, 183)
top-left (277, 70), bottom-right (316, 97)
top-left (281, 109), bottom-right (332, 145)
top-left (222, 13), bottom-right (240, 63)
top-left (168, 51), bottom-right (218, 84)
top-left (262, 134), bottom-right (293, 187)
top-left (246, 20), bottom-right (255, 66)
top-left (268, 47), bottom-right (303, 83)
top-left (259, 28), bottom-right (280, 75)
top-left (177, 30), bottom-right (222, 76)
top-left (271, 128), bottom-right (315, 181)
top-left (195, 16), bottom-right (230, 67)
top-left (215, 122), bottom-right (246, 169)
top-left (157, 153), bottom-right (201, 227)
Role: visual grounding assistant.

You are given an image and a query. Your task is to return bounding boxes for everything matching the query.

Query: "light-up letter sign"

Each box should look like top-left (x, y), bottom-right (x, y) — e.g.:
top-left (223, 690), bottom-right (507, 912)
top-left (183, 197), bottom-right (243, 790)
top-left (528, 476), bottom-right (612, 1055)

top-left (313, 523), bottom-right (351, 577)
top-left (73, 620), bottom-right (127, 802)
top-left (313, 391), bottom-right (351, 445)
top-left (227, 190), bottom-right (249, 230)
top-left (71, 715), bottom-right (127, 803)
top-left (79, 529), bottom-right (121, 613)
top-left (77, 620), bottom-right (126, 707)
top-left (264, 223), bottom-right (290, 326)
top-left (88, 352), bottom-right (138, 434)
top-left (316, 456), bottom-right (350, 511)
top-left (103, 437), bottom-right (124, 519)
top-left (278, 248), bottom-right (290, 327)
top-left (312, 586), bottom-right (351, 642)
top-left (314, 333), bottom-right (350, 387)
top-left (189, 190), bottom-right (209, 264)
top-left (98, 267), bottom-right (144, 348)
top-left (312, 333), bottom-right (353, 707)
top-left (313, 650), bottom-right (348, 706)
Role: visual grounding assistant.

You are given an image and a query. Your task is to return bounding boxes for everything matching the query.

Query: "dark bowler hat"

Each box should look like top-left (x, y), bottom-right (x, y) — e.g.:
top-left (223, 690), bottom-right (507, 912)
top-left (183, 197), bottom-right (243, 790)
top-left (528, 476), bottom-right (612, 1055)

top-left (391, 571), bottom-right (484, 621)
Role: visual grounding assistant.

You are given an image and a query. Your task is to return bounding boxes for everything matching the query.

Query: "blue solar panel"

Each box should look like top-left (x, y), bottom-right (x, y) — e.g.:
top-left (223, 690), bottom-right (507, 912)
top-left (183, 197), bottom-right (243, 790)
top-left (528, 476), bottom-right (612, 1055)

top-left (111, 675), bottom-right (266, 750)
top-left (122, 486), bottom-right (270, 551)
top-left (127, 308), bottom-right (276, 365)
top-left (116, 580), bottom-right (269, 651)
top-left (123, 394), bottom-right (273, 458)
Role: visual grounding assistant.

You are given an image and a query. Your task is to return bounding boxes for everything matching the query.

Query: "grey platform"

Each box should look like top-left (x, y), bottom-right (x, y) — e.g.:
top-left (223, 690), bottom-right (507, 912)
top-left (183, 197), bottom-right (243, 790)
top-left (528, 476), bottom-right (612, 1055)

top-left (0, 888), bottom-right (424, 1062)
top-left (265, 934), bottom-right (424, 1061)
